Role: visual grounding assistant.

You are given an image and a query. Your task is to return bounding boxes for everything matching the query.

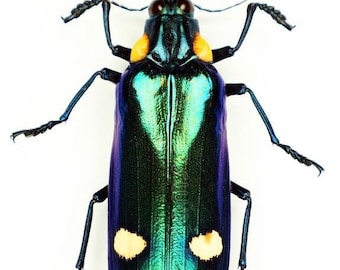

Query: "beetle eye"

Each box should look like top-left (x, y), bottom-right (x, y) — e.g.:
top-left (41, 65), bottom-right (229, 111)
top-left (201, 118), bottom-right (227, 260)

top-left (149, 0), bottom-right (164, 16)
top-left (178, 0), bottom-right (194, 13)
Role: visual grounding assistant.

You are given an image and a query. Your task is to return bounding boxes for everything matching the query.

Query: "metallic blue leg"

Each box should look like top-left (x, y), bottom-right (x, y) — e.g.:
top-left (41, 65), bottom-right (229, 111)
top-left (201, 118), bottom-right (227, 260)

top-left (231, 181), bottom-right (252, 270)
top-left (11, 68), bottom-right (121, 140)
top-left (76, 186), bottom-right (108, 270)
top-left (226, 83), bottom-right (324, 174)
top-left (212, 3), bottom-right (294, 63)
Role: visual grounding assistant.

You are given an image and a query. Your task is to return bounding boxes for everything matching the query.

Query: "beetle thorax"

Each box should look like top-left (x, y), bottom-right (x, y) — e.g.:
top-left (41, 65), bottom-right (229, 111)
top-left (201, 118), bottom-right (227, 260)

top-left (147, 15), bottom-right (196, 67)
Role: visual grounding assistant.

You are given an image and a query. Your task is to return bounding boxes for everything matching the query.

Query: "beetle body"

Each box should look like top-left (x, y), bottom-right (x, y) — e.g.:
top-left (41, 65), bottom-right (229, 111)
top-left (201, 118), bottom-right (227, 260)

top-left (109, 3), bottom-right (230, 268)
top-left (11, 1), bottom-right (324, 269)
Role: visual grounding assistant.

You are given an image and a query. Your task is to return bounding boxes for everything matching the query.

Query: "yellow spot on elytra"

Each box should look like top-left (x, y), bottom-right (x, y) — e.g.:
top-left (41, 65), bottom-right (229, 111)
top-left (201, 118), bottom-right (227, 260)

top-left (130, 34), bottom-right (149, 63)
top-left (113, 228), bottom-right (147, 260)
top-left (193, 33), bottom-right (213, 63)
top-left (189, 230), bottom-right (223, 261)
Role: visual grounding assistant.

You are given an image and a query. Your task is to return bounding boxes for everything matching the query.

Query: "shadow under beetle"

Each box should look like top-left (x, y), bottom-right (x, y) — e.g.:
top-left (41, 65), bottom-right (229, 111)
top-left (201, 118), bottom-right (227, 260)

top-left (12, 0), bottom-right (324, 269)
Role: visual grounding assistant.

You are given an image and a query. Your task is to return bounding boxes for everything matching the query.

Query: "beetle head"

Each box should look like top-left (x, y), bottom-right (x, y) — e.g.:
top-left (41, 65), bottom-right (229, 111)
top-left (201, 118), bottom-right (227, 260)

top-left (148, 0), bottom-right (194, 17)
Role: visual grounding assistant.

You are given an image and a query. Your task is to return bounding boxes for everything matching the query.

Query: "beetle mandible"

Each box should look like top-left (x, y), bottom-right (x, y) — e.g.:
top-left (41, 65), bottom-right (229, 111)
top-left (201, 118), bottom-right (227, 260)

top-left (11, 0), bottom-right (324, 269)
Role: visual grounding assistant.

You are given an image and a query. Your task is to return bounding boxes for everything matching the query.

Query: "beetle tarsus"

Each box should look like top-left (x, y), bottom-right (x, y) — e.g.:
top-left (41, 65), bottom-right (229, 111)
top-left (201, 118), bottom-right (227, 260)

top-left (11, 120), bottom-right (63, 141)
top-left (62, 0), bottom-right (102, 23)
top-left (278, 143), bottom-right (324, 175)
top-left (253, 3), bottom-right (295, 31)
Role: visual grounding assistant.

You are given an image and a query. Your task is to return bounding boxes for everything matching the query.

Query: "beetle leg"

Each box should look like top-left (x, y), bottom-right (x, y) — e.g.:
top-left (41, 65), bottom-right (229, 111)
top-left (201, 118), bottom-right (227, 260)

top-left (11, 68), bottom-right (121, 140)
top-left (212, 3), bottom-right (294, 63)
top-left (231, 181), bottom-right (252, 270)
top-left (225, 83), bottom-right (324, 174)
top-left (62, 1), bottom-right (131, 61)
top-left (101, 1), bottom-right (131, 61)
top-left (76, 185), bottom-right (108, 270)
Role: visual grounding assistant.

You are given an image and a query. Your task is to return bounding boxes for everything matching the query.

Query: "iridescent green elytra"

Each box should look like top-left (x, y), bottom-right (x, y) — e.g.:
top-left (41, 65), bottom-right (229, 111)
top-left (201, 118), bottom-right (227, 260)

top-left (110, 59), bottom-right (229, 269)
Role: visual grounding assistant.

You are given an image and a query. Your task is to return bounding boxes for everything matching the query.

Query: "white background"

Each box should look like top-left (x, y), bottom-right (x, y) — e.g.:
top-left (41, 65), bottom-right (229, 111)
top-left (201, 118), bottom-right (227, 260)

top-left (0, 0), bottom-right (339, 269)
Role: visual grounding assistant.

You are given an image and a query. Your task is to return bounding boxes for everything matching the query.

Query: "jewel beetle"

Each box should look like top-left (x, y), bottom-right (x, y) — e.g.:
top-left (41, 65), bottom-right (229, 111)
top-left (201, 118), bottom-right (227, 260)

top-left (11, 1), bottom-right (324, 269)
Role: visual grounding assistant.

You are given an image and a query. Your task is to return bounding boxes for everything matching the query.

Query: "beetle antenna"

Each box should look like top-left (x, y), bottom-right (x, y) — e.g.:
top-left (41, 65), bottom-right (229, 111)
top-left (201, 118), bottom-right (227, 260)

top-left (110, 1), bottom-right (148, 11)
top-left (194, 0), bottom-right (247, 12)
top-left (61, 0), bottom-right (248, 22)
